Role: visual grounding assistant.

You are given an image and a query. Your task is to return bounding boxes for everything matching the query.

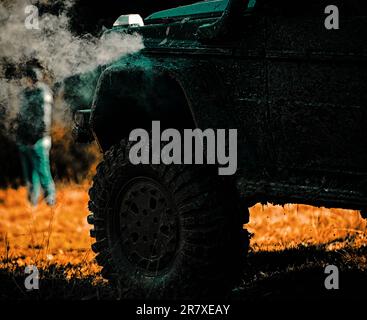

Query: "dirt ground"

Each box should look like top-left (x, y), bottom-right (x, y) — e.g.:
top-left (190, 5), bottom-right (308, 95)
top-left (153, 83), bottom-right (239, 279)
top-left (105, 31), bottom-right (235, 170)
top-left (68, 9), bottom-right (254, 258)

top-left (0, 184), bottom-right (366, 300)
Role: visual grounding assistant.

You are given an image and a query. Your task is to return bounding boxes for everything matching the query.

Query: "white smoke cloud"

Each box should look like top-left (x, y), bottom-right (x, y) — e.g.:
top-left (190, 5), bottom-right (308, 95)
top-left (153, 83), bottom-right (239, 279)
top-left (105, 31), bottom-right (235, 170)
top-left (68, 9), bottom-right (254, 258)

top-left (0, 0), bottom-right (144, 133)
top-left (0, 0), bottom-right (144, 80)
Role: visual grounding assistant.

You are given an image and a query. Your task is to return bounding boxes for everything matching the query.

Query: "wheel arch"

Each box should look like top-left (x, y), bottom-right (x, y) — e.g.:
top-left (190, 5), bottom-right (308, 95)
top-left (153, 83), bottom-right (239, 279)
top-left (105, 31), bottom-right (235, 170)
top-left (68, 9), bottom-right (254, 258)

top-left (90, 55), bottom-right (228, 152)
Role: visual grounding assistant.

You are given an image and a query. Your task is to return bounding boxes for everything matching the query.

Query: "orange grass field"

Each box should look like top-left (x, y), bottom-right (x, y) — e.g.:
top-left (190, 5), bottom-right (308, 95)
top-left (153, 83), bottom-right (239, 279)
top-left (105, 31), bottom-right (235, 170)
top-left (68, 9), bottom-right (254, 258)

top-left (1, 184), bottom-right (367, 280)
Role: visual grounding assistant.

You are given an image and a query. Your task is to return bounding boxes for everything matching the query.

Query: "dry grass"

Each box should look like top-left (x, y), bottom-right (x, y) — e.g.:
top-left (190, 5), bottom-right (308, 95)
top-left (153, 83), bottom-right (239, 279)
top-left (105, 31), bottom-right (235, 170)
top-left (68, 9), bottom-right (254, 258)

top-left (0, 184), bottom-right (366, 299)
top-left (0, 185), bottom-right (101, 281)
top-left (248, 203), bottom-right (367, 252)
top-left (1, 185), bottom-right (367, 272)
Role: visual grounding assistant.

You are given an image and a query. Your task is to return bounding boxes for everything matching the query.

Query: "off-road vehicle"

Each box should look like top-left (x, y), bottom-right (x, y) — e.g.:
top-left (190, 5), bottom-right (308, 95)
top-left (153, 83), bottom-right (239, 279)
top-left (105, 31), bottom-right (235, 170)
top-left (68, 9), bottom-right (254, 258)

top-left (68, 0), bottom-right (367, 299)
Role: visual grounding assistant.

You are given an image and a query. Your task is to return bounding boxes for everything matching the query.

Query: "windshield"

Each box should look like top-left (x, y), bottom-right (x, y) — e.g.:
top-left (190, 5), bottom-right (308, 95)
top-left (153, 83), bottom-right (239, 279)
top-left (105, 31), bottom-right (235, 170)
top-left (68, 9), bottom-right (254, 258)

top-left (145, 0), bottom-right (258, 23)
top-left (145, 0), bottom-right (228, 22)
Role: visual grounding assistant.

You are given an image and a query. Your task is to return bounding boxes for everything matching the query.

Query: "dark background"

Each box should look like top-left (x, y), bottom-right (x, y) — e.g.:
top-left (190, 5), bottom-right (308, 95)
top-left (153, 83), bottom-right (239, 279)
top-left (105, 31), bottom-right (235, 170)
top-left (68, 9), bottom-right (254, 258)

top-left (69, 0), bottom-right (198, 35)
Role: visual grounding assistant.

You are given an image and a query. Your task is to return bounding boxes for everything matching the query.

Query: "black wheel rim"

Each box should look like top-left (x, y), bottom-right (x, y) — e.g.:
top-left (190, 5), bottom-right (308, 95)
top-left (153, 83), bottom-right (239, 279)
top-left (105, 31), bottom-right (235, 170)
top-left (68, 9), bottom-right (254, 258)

top-left (114, 177), bottom-right (179, 275)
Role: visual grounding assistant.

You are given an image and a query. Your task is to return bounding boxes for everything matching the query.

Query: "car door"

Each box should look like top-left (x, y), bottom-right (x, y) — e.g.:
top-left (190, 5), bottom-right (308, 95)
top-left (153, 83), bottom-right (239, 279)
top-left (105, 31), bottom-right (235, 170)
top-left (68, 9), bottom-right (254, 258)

top-left (228, 1), bottom-right (270, 180)
top-left (264, 0), bottom-right (367, 186)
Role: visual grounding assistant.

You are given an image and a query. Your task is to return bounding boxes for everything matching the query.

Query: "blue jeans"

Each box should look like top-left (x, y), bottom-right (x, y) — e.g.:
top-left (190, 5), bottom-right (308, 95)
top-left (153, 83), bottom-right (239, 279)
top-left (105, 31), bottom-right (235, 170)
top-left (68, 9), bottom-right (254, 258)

top-left (18, 137), bottom-right (56, 206)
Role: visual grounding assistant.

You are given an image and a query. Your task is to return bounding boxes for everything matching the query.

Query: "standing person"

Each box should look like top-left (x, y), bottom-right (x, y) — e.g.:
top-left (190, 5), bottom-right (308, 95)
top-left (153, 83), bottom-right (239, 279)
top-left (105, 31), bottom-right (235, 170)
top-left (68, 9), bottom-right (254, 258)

top-left (16, 67), bottom-right (56, 206)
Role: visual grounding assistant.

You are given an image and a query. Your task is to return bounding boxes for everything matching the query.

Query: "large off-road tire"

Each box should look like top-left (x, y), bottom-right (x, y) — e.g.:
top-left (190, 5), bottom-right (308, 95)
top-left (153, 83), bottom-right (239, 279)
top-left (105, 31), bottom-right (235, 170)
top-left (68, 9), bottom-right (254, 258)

top-left (88, 139), bottom-right (250, 299)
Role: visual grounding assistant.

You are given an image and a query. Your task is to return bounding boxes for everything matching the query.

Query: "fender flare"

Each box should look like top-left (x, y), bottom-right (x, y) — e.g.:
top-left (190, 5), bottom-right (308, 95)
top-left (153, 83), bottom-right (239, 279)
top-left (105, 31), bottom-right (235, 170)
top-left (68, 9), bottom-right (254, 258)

top-left (90, 54), bottom-right (229, 150)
